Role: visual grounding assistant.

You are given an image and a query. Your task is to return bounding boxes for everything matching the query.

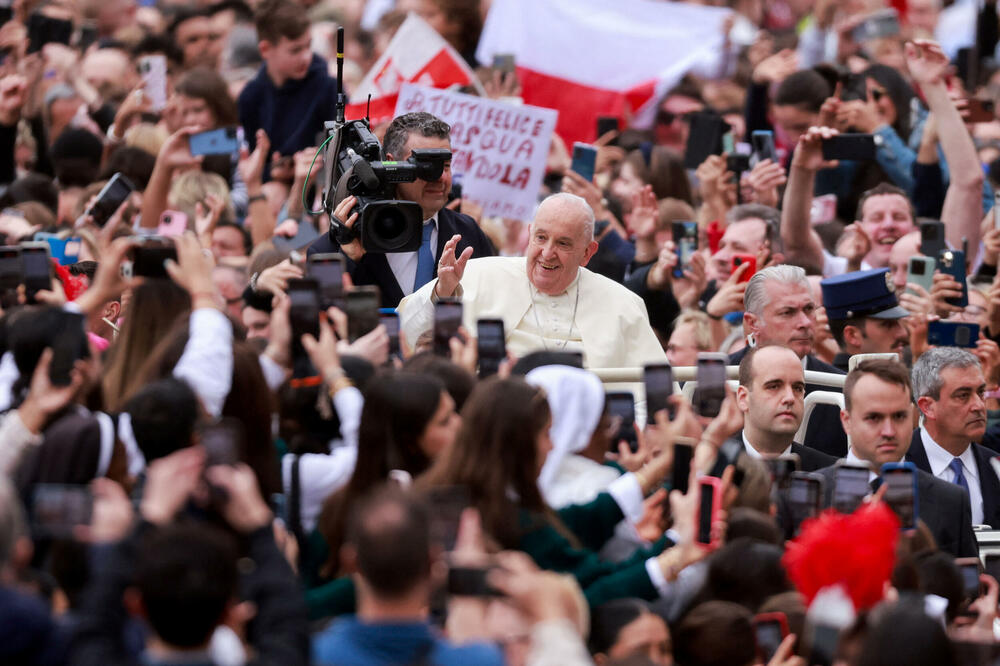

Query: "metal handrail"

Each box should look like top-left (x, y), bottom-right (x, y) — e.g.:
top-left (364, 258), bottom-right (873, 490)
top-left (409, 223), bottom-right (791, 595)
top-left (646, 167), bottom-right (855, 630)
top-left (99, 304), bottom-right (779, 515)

top-left (592, 365), bottom-right (847, 389)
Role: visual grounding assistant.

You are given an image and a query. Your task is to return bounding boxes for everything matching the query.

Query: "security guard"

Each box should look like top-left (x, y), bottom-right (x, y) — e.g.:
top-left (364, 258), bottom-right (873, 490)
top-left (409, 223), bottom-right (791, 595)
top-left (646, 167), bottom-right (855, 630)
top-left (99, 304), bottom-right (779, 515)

top-left (821, 268), bottom-right (910, 372)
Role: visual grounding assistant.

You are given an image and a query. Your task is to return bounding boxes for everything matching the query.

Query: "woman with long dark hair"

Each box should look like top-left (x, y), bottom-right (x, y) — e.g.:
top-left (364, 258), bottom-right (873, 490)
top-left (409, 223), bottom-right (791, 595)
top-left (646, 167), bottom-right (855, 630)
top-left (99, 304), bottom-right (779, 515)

top-left (418, 376), bottom-right (712, 608)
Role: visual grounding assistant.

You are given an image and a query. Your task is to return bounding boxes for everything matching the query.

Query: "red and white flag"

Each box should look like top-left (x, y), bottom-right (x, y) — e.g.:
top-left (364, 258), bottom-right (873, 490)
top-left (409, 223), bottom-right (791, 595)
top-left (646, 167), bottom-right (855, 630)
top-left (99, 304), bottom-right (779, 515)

top-left (346, 14), bottom-right (484, 125)
top-left (477, 0), bottom-right (731, 144)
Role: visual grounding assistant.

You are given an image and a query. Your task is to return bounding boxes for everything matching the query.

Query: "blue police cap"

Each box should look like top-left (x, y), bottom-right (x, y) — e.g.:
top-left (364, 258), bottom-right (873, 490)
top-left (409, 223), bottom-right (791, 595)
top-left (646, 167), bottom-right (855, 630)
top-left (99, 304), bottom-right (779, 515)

top-left (820, 268), bottom-right (908, 320)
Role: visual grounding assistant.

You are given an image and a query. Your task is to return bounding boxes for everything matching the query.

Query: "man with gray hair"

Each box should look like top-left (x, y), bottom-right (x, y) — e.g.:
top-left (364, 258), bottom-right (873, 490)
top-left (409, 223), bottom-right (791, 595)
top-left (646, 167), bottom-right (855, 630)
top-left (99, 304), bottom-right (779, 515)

top-left (308, 111), bottom-right (496, 308)
top-left (398, 192), bottom-right (666, 368)
top-left (729, 264), bottom-right (848, 457)
top-left (906, 347), bottom-right (1000, 527)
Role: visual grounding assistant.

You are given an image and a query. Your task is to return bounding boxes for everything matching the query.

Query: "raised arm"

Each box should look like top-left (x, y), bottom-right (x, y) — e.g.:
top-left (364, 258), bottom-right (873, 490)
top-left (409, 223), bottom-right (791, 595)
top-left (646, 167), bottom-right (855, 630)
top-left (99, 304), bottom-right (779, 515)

top-left (907, 40), bottom-right (984, 254)
top-left (780, 126), bottom-right (839, 271)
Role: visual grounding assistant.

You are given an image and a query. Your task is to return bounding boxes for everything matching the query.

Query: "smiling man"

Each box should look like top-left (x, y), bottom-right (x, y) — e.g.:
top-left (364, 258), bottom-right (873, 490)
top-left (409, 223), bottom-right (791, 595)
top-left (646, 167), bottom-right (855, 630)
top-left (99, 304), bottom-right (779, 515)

top-left (309, 112), bottom-right (495, 307)
top-left (397, 193), bottom-right (666, 368)
top-left (817, 358), bottom-right (978, 556)
top-left (907, 348), bottom-right (1000, 528)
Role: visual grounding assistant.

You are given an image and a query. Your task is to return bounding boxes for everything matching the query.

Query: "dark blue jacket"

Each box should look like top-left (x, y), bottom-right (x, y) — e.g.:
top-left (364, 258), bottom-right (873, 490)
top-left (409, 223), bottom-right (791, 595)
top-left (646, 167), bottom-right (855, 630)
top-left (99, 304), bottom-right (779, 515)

top-left (238, 55), bottom-right (338, 162)
top-left (308, 206), bottom-right (496, 308)
top-left (311, 617), bottom-right (504, 666)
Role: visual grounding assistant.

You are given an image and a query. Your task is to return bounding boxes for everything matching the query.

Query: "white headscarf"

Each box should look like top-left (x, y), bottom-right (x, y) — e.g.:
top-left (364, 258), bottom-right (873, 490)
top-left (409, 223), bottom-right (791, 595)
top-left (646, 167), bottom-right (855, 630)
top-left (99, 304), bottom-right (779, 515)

top-left (526, 364), bottom-right (605, 495)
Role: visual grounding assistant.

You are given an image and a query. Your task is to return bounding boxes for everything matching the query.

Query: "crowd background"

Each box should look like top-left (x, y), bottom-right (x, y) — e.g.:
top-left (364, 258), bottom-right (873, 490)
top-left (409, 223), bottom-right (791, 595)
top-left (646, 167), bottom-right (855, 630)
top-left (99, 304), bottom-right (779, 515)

top-left (7, 0), bottom-right (1000, 665)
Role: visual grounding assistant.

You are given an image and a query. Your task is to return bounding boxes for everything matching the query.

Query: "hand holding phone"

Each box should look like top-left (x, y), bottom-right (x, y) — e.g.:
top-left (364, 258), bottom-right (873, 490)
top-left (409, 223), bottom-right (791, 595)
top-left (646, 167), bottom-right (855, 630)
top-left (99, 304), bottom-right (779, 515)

top-left (346, 286), bottom-right (380, 343)
top-left (477, 318), bottom-right (506, 377)
top-left (696, 476), bottom-right (723, 548)
top-left (434, 298), bottom-right (463, 356)
top-left (643, 363), bottom-right (674, 424)
top-left (693, 353), bottom-right (727, 418)
top-left (570, 143), bottom-right (598, 183)
top-left (606, 391), bottom-right (637, 452)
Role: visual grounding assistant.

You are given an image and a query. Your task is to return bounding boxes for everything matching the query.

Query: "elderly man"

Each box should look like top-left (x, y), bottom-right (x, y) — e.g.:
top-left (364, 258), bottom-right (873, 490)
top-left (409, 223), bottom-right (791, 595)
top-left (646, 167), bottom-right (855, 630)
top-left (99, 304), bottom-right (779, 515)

top-left (397, 193), bottom-right (666, 368)
top-left (907, 348), bottom-right (1000, 528)
top-left (730, 264), bottom-right (847, 457)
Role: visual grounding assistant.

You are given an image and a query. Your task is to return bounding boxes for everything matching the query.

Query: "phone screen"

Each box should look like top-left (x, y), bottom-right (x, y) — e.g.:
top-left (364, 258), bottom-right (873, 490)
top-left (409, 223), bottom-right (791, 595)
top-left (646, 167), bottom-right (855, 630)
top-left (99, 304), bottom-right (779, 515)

top-left (643, 364), bottom-right (673, 425)
top-left (788, 475), bottom-right (821, 534)
top-left (607, 391), bottom-right (637, 451)
top-left (694, 356), bottom-right (726, 417)
top-left (764, 456), bottom-right (799, 489)
top-left (447, 567), bottom-right (501, 597)
top-left (288, 279), bottom-right (321, 358)
top-left (427, 485), bottom-right (470, 551)
top-left (883, 469), bottom-right (916, 529)
top-left (755, 621), bottom-right (784, 662)
top-left (31, 484), bottom-right (93, 537)
top-left (346, 289), bottom-right (380, 343)
top-left (89, 174), bottom-right (135, 228)
top-left (959, 563), bottom-right (982, 601)
top-left (189, 127), bottom-right (240, 156)
top-left (381, 312), bottom-right (400, 356)
top-left (309, 255), bottom-right (345, 309)
top-left (671, 443), bottom-right (693, 494)
top-left (570, 143), bottom-right (597, 183)
top-left (434, 300), bottom-right (463, 356)
top-left (200, 420), bottom-right (244, 466)
top-left (697, 482), bottom-right (715, 544)
top-left (49, 312), bottom-right (87, 386)
top-left (0, 246), bottom-right (20, 289)
top-left (833, 466), bottom-right (870, 514)
top-left (477, 320), bottom-right (505, 358)
top-left (131, 241), bottom-right (177, 279)
top-left (671, 221), bottom-right (698, 279)
top-left (21, 246), bottom-right (50, 294)
top-left (751, 131), bottom-right (776, 162)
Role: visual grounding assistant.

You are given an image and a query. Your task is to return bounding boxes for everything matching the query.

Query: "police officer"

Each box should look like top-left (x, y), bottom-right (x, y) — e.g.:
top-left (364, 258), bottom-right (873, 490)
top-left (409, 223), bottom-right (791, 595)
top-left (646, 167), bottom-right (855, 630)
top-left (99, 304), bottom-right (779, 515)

top-left (821, 268), bottom-right (909, 372)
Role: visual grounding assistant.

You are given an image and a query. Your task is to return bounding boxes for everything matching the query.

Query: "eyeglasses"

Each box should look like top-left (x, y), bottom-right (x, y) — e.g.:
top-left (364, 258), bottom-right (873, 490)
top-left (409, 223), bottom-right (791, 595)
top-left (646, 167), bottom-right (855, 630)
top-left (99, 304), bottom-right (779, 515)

top-left (656, 110), bottom-right (698, 126)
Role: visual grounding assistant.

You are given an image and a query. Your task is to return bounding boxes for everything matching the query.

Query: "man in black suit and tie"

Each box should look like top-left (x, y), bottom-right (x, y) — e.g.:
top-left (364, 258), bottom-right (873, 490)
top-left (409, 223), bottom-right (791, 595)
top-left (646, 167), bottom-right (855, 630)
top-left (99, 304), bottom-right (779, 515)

top-left (816, 358), bottom-right (978, 557)
top-left (731, 344), bottom-right (836, 471)
top-left (308, 112), bottom-right (496, 308)
top-left (727, 264), bottom-right (848, 457)
top-left (906, 347), bottom-right (1000, 528)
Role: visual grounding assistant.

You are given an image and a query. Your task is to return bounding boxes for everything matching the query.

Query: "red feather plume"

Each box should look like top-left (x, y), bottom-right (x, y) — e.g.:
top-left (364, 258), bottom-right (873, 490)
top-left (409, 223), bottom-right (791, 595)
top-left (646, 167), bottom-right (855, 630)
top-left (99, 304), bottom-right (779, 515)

top-left (782, 503), bottom-right (899, 611)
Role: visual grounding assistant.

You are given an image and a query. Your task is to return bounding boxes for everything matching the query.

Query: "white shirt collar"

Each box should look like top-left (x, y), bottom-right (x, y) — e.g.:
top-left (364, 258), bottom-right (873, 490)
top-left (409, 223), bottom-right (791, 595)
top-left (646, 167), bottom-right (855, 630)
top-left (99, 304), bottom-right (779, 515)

top-left (846, 448), bottom-right (880, 482)
top-left (742, 431), bottom-right (792, 458)
top-left (919, 426), bottom-right (978, 482)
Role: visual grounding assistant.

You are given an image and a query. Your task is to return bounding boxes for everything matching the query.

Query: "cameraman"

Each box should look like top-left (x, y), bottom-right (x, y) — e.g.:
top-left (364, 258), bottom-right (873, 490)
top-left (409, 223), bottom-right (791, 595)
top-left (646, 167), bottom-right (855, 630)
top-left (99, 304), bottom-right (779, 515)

top-left (308, 112), bottom-right (496, 308)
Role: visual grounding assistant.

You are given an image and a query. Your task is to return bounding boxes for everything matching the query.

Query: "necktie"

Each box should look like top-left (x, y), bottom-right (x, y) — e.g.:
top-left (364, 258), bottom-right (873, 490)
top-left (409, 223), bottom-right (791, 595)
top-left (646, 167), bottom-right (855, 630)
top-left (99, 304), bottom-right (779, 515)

top-left (413, 222), bottom-right (435, 292)
top-left (870, 477), bottom-right (882, 494)
top-left (949, 457), bottom-right (971, 495)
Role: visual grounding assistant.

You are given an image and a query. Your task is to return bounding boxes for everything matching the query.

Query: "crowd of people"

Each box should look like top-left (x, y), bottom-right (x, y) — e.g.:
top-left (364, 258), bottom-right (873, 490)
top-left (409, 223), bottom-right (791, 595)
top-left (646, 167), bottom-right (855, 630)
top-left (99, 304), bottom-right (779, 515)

top-left (7, 0), bottom-right (1000, 664)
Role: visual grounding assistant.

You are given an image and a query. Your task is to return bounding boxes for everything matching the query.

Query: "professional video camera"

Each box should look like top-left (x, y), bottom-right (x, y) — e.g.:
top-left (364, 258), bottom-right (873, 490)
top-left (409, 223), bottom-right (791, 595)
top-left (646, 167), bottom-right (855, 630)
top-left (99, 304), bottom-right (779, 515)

top-left (321, 29), bottom-right (451, 253)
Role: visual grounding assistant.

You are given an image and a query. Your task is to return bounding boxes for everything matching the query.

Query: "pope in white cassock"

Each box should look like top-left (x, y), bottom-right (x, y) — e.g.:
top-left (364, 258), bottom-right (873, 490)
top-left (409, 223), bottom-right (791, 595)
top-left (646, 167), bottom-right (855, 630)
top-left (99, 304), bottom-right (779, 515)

top-left (397, 193), bottom-right (667, 369)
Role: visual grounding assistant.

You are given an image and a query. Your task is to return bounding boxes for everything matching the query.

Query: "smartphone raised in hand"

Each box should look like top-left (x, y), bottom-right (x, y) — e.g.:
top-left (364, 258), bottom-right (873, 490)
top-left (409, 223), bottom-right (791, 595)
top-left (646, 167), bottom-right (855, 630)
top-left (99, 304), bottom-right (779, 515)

top-left (308, 252), bottom-right (346, 310)
top-left (693, 352), bottom-right (727, 418)
top-left (86, 173), bottom-right (135, 228)
top-left (477, 318), bottom-right (506, 378)
top-left (643, 363), bottom-right (674, 425)
top-left (346, 286), bottom-right (381, 343)
top-left (433, 298), bottom-right (463, 357)
top-left (606, 391), bottom-right (637, 453)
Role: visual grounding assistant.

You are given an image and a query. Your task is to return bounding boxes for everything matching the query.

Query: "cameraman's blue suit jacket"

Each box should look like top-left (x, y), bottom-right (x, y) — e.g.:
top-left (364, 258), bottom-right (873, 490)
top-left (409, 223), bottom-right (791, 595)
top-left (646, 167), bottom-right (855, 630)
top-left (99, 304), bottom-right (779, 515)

top-left (308, 207), bottom-right (496, 308)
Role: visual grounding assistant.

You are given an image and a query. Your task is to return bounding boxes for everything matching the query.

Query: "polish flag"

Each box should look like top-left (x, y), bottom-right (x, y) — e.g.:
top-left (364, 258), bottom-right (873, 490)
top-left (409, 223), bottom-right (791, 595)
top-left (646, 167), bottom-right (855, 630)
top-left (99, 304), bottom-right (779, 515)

top-left (346, 14), bottom-right (484, 124)
top-left (477, 0), bottom-right (732, 145)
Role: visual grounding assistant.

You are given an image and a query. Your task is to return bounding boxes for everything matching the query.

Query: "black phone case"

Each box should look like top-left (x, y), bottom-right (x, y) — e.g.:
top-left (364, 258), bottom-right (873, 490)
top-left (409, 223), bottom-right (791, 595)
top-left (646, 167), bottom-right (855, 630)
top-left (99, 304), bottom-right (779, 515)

top-left (821, 134), bottom-right (876, 161)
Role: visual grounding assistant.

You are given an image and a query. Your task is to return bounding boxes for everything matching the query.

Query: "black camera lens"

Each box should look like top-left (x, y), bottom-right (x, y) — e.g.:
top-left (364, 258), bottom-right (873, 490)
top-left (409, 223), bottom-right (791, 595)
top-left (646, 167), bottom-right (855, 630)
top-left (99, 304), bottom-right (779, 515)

top-left (371, 207), bottom-right (412, 249)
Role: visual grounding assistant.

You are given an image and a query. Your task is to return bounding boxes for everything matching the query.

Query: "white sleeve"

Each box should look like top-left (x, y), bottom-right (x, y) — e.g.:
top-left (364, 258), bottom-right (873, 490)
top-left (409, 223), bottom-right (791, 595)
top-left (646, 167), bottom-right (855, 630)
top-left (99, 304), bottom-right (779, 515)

top-left (525, 619), bottom-right (593, 666)
top-left (607, 473), bottom-right (645, 524)
top-left (282, 449), bottom-right (358, 532)
top-left (0, 351), bottom-right (20, 413)
top-left (0, 410), bottom-right (43, 477)
top-left (331, 386), bottom-right (363, 451)
top-left (258, 353), bottom-right (287, 393)
top-left (173, 308), bottom-right (233, 419)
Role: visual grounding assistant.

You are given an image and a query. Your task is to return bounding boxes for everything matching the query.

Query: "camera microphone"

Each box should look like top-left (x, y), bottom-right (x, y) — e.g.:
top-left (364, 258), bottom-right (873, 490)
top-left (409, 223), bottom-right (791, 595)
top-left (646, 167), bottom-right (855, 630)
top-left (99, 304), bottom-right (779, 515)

top-left (347, 149), bottom-right (380, 191)
top-left (335, 26), bottom-right (345, 124)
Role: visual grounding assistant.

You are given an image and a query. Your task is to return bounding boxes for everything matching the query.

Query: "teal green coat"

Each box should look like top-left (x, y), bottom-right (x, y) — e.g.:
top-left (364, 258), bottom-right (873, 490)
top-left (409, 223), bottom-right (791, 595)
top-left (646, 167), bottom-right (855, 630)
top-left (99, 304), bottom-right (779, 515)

top-left (305, 491), bottom-right (671, 619)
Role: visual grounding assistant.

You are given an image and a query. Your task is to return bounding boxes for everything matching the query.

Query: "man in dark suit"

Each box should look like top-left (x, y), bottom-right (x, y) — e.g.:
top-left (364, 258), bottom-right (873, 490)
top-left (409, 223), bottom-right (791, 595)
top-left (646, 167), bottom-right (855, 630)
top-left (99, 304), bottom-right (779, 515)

top-left (906, 347), bottom-right (1000, 528)
top-left (817, 357), bottom-right (978, 557)
top-left (732, 344), bottom-right (836, 471)
top-left (308, 112), bottom-right (496, 308)
top-left (728, 264), bottom-right (847, 457)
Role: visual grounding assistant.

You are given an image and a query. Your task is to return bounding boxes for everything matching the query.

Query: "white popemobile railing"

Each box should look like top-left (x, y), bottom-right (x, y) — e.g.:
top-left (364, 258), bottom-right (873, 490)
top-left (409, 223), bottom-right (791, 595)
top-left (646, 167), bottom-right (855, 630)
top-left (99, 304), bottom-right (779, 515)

top-left (591, 365), bottom-right (1000, 555)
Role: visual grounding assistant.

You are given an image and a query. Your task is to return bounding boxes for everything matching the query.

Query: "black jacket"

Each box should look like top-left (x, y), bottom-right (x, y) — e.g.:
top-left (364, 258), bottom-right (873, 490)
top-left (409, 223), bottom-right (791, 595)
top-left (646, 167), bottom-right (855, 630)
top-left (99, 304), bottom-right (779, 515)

top-left (71, 521), bottom-right (309, 666)
top-left (728, 347), bottom-right (849, 458)
top-left (307, 206), bottom-right (496, 308)
top-left (906, 429), bottom-right (1000, 529)
top-left (815, 462), bottom-right (979, 558)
